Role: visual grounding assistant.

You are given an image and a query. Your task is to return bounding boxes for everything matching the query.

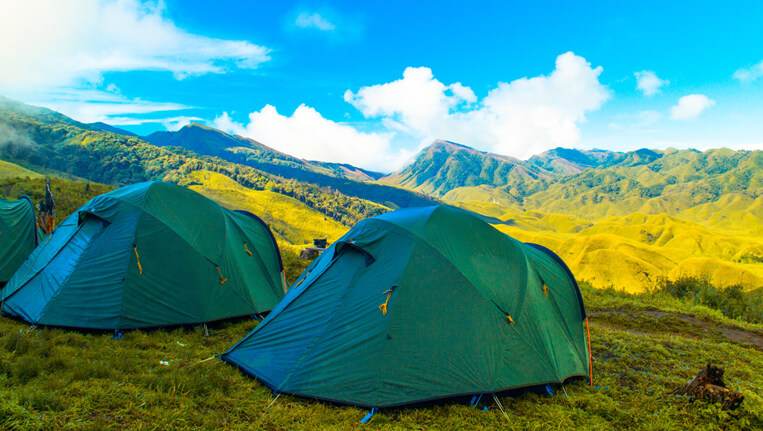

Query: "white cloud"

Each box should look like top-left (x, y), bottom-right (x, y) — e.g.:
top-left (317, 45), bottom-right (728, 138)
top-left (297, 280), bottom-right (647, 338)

top-left (345, 67), bottom-right (476, 137)
top-left (212, 106), bottom-right (409, 172)
top-left (733, 61), bottom-right (763, 82)
top-left (295, 12), bottom-right (336, 31)
top-left (0, 0), bottom-right (270, 92)
top-left (104, 116), bottom-right (204, 131)
top-left (25, 88), bottom-right (191, 124)
top-left (345, 52), bottom-right (610, 159)
top-left (634, 70), bottom-right (668, 96)
top-left (670, 94), bottom-right (715, 120)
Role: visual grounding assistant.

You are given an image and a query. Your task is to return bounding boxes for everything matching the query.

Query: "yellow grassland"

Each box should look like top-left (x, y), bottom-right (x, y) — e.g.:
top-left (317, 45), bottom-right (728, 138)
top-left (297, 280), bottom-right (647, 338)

top-left (186, 170), bottom-right (348, 255)
top-left (185, 170), bottom-right (761, 293)
top-left (461, 201), bottom-right (763, 293)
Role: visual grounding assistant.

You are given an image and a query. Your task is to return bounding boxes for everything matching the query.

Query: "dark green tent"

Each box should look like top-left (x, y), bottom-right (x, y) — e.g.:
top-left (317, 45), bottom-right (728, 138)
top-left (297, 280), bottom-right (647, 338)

top-left (0, 196), bottom-right (40, 284)
top-left (0, 181), bottom-right (285, 329)
top-left (223, 205), bottom-right (590, 408)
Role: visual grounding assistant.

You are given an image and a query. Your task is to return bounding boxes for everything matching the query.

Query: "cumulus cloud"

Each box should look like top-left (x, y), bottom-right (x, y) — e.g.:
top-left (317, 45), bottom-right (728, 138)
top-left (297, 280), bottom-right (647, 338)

top-left (345, 67), bottom-right (477, 136)
top-left (295, 12), bottom-right (336, 31)
top-left (670, 94), bottom-right (715, 120)
top-left (0, 0), bottom-right (270, 92)
top-left (634, 70), bottom-right (668, 96)
top-left (212, 106), bottom-right (408, 172)
top-left (733, 61), bottom-right (763, 82)
top-left (346, 52), bottom-right (610, 159)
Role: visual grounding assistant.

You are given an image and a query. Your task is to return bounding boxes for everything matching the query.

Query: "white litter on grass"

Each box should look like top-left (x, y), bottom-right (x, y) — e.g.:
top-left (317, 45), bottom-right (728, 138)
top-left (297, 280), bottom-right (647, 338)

top-left (159, 361), bottom-right (169, 366)
top-left (177, 341), bottom-right (186, 346)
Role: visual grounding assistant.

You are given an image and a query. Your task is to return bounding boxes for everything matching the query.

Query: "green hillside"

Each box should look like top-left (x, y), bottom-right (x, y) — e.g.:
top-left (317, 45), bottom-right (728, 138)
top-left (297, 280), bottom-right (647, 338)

top-left (145, 123), bottom-right (438, 209)
top-left (0, 159), bottom-right (42, 180)
top-left (381, 140), bottom-right (553, 198)
top-left (385, 140), bottom-right (762, 233)
top-left (0, 176), bottom-right (114, 224)
top-left (0, 97), bottom-right (386, 226)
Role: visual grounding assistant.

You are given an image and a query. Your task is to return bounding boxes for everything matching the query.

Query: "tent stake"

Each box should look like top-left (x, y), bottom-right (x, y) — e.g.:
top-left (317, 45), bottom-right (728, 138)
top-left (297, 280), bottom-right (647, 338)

top-left (492, 394), bottom-right (509, 422)
top-left (203, 323), bottom-right (209, 337)
top-left (360, 408), bottom-right (376, 424)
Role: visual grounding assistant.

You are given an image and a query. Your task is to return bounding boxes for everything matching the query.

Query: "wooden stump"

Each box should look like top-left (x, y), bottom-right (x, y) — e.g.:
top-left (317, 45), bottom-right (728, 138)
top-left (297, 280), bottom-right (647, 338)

top-left (671, 364), bottom-right (744, 410)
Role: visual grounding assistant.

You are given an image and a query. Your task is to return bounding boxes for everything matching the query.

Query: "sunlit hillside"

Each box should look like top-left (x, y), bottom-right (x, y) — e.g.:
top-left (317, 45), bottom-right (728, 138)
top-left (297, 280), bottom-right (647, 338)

top-left (184, 170), bottom-right (350, 254)
top-left (460, 201), bottom-right (763, 292)
top-left (0, 159), bottom-right (42, 179)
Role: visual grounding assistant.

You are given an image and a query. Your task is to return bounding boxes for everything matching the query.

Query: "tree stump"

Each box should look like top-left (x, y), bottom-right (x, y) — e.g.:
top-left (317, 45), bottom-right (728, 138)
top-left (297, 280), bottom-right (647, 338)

top-left (671, 364), bottom-right (744, 410)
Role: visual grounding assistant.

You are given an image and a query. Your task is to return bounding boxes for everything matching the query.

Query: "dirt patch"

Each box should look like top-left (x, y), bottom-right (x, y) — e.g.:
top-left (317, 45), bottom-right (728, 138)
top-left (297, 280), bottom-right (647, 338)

top-left (589, 309), bottom-right (763, 350)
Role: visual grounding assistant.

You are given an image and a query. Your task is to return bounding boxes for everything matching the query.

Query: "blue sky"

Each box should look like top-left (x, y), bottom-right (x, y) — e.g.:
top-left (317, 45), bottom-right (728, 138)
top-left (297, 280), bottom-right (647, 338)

top-left (1, 0), bottom-right (762, 171)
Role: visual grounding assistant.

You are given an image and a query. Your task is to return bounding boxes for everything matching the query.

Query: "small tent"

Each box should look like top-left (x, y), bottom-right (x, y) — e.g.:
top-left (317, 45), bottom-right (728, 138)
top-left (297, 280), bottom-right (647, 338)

top-left (0, 181), bottom-right (285, 329)
top-left (0, 196), bottom-right (40, 284)
top-left (223, 205), bottom-right (590, 408)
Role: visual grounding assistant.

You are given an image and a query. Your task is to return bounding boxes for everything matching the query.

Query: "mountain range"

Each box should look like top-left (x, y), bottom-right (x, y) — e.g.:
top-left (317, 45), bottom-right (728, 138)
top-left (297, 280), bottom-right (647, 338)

top-left (0, 96), bottom-right (760, 291)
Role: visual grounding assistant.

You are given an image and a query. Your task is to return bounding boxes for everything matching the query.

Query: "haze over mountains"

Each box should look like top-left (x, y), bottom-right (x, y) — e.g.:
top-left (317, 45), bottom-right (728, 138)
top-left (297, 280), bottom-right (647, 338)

top-left (0, 96), bottom-right (761, 291)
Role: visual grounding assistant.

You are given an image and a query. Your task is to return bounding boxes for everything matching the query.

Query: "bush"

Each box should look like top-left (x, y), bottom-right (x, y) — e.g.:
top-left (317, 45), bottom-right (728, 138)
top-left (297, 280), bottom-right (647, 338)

top-left (654, 276), bottom-right (763, 324)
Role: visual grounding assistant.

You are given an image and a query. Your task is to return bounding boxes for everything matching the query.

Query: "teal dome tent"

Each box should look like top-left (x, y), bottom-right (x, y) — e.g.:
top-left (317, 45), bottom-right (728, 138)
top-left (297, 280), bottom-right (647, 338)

top-left (0, 196), bottom-right (41, 284)
top-left (0, 181), bottom-right (285, 329)
top-left (223, 205), bottom-right (591, 408)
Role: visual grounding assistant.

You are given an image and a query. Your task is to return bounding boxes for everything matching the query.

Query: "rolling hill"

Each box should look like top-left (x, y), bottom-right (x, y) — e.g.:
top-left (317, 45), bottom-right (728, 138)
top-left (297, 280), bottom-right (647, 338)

top-left (460, 201), bottom-right (763, 291)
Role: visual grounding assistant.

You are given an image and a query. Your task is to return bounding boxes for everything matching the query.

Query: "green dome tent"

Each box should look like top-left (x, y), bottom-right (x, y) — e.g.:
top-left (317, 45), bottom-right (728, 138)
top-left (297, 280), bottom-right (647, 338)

top-left (223, 205), bottom-right (591, 408)
top-left (0, 181), bottom-right (286, 330)
top-left (0, 196), bottom-right (41, 284)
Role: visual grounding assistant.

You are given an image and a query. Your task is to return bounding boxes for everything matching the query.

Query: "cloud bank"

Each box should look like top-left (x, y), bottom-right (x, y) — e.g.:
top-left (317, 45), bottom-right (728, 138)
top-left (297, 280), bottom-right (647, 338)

top-left (346, 52), bottom-right (610, 159)
top-left (213, 106), bottom-right (405, 172)
top-left (0, 0), bottom-right (270, 92)
top-left (216, 52), bottom-right (610, 171)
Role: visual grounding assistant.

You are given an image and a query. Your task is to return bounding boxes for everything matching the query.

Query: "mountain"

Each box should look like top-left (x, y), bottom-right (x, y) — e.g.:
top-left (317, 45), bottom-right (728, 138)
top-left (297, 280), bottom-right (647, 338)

top-left (383, 139), bottom-right (762, 233)
top-left (0, 96), bottom-right (387, 225)
top-left (527, 147), bottom-right (623, 174)
top-left (144, 123), bottom-right (436, 209)
top-left (380, 139), bottom-right (553, 199)
top-left (146, 123), bottom-right (382, 181)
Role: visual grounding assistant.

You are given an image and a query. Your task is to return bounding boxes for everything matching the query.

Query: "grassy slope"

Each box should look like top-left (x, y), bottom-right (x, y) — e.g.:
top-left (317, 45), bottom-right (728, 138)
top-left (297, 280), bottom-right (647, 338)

top-left (0, 283), bottom-right (760, 430)
top-left (0, 160), bottom-right (42, 179)
top-left (461, 202), bottom-right (763, 292)
top-left (186, 170), bottom-right (349, 253)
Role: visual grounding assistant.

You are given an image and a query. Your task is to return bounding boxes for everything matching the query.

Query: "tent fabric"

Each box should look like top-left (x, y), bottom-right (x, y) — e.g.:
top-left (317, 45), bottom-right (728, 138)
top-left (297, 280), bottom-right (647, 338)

top-left (222, 205), bottom-right (590, 408)
top-left (0, 196), bottom-right (39, 284)
top-left (0, 181), bottom-right (285, 329)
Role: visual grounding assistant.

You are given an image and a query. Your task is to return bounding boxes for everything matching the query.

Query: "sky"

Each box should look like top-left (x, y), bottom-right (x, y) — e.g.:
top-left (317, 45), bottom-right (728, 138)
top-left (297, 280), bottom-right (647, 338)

top-left (1, 0), bottom-right (762, 172)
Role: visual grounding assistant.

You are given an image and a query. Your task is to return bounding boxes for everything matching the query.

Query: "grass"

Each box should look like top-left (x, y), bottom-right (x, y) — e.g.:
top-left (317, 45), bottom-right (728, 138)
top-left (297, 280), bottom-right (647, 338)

top-left (0, 275), bottom-right (761, 429)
